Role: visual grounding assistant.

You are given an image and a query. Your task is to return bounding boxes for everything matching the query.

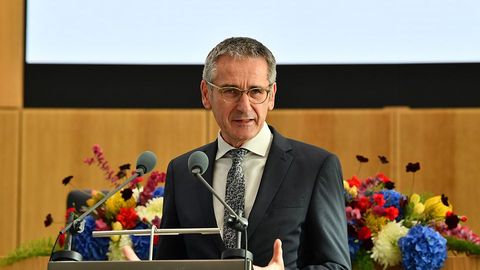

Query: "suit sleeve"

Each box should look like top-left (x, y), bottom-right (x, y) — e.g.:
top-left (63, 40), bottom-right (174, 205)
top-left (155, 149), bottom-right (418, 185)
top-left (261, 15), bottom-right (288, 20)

top-left (155, 159), bottom-right (188, 260)
top-left (302, 154), bottom-right (351, 270)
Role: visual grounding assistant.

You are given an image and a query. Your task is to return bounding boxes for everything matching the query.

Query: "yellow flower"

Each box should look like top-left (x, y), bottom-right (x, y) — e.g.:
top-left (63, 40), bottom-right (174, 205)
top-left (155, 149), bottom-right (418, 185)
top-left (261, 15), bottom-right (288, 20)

top-left (86, 190), bottom-right (105, 208)
top-left (424, 195), bottom-right (452, 219)
top-left (111, 221), bottom-right (123, 242)
top-left (409, 193), bottom-right (425, 215)
top-left (105, 190), bottom-right (137, 218)
top-left (364, 211), bottom-right (389, 234)
top-left (410, 193), bottom-right (421, 204)
top-left (413, 203), bottom-right (425, 215)
top-left (343, 180), bottom-right (358, 197)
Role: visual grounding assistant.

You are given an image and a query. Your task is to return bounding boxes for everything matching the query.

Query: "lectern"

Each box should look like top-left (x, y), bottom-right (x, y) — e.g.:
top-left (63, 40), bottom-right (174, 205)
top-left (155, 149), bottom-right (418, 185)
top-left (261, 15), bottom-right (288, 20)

top-left (48, 259), bottom-right (251, 270)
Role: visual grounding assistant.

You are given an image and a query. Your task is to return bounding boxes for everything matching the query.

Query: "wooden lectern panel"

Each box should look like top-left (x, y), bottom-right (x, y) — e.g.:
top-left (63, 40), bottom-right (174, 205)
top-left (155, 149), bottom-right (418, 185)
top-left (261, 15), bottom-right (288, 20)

top-left (20, 109), bottom-right (208, 243)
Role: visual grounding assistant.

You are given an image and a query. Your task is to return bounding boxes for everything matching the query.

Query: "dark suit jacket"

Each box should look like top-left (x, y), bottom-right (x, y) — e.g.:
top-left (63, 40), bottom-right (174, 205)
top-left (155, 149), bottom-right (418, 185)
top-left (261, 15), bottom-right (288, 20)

top-left (156, 126), bottom-right (351, 269)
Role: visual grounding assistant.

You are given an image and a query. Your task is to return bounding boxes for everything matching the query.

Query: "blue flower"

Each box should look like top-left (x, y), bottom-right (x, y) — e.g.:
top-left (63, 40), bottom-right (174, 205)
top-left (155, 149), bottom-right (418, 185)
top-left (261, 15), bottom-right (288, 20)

top-left (348, 235), bottom-right (361, 261)
top-left (72, 215), bottom-right (109, 260)
top-left (398, 225), bottom-right (447, 270)
top-left (379, 190), bottom-right (404, 220)
top-left (153, 187), bottom-right (164, 198)
top-left (131, 222), bottom-right (154, 260)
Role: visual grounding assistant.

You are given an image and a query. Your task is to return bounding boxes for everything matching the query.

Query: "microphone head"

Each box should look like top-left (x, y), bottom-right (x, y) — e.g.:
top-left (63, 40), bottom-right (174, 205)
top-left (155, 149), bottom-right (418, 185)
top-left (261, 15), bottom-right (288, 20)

top-left (136, 151), bottom-right (157, 175)
top-left (188, 151), bottom-right (209, 175)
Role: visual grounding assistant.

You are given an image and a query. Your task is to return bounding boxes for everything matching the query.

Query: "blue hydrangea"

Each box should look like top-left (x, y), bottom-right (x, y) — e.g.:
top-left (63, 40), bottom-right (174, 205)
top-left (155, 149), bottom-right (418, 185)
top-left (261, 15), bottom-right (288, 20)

top-left (131, 222), bottom-right (154, 260)
top-left (348, 235), bottom-right (361, 261)
top-left (379, 189), bottom-right (404, 220)
top-left (153, 187), bottom-right (164, 198)
top-left (72, 215), bottom-right (109, 260)
top-left (398, 225), bottom-right (447, 270)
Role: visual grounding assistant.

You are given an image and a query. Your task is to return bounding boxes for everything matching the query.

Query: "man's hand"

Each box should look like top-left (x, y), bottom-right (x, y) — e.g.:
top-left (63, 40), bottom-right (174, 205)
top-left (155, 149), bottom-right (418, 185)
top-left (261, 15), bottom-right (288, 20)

top-left (254, 239), bottom-right (284, 270)
top-left (122, 245), bottom-right (141, 261)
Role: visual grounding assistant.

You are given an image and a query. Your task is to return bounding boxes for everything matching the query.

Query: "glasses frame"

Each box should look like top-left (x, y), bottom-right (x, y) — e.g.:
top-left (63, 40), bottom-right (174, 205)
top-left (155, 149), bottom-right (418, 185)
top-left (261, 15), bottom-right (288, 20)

top-left (205, 80), bottom-right (274, 104)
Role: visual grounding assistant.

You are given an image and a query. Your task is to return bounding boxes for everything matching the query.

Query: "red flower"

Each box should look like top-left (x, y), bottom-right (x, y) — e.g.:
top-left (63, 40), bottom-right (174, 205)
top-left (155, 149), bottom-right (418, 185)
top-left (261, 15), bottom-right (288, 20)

top-left (357, 197), bottom-right (372, 212)
top-left (347, 176), bottom-right (361, 188)
top-left (376, 173), bottom-right (391, 183)
top-left (116, 207), bottom-right (139, 229)
top-left (373, 193), bottom-right (386, 207)
top-left (358, 226), bottom-right (372, 240)
top-left (384, 206), bottom-right (399, 221)
top-left (59, 231), bottom-right (66, 247)
top-left (65, 207), bottom-right (76, 221)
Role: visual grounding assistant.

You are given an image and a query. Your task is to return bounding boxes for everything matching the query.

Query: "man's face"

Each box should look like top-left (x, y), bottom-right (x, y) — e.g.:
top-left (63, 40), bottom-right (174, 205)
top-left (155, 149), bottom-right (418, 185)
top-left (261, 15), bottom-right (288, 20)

top-left (201, 55), bottom-right (276, 147)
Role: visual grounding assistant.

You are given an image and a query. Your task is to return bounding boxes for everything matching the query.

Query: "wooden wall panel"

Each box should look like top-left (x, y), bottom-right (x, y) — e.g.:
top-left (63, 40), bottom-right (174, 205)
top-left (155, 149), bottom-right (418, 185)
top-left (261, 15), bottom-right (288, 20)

top-left (0, 0), bottom-right (23, 108)
top-left (20, 109), bottom-right (207, 243)
top-left (0, 110), bottom-right (19, 256)
top-left (267, 109), bottom-right (396, 179)
top-left (397, 109), bottom-right (480, 234)
top-left (209, 109), bottom-right (396, 179)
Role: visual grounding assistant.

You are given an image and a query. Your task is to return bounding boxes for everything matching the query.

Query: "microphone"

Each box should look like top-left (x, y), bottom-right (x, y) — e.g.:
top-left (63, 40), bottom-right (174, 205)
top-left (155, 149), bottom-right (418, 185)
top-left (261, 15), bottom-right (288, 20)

top-left (187, 151), bottom-right (253, 266)
top-left (50, 151), bottom-right (157, 261)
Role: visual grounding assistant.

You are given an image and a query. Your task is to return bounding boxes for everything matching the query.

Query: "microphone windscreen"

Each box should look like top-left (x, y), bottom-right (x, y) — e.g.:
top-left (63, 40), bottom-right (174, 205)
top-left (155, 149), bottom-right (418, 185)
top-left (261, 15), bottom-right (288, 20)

top-left (188, 151), bottom-right (209, 175)
top-left (136, 151), bottom-right (157, 175)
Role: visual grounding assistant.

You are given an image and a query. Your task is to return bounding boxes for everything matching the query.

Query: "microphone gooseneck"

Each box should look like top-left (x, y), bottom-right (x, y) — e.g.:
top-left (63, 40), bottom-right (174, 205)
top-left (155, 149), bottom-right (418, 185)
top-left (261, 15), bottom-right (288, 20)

top-left (187, 151), bottom-right (252, 269)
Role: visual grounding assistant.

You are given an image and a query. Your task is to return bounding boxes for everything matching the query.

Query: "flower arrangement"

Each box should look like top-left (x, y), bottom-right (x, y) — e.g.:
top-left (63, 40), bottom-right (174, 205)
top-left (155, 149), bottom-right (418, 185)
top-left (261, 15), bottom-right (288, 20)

top-left (345, 155), bottom-right (480, 270)
top-left (46, 144), bottom-right (165, 261)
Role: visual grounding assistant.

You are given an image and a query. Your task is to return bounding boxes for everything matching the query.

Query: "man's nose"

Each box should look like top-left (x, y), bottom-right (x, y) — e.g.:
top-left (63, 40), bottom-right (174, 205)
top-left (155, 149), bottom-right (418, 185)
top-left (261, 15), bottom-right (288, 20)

top-left (236, 92), bottom-right (252, 111)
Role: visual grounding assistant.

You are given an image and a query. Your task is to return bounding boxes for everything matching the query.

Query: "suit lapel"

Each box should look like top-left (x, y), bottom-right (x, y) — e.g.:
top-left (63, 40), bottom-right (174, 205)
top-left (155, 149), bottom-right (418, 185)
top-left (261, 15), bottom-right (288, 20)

top-left (195, 141), bottom-right (225, 252)
top-left (247, 128), bottom-right (293, 239)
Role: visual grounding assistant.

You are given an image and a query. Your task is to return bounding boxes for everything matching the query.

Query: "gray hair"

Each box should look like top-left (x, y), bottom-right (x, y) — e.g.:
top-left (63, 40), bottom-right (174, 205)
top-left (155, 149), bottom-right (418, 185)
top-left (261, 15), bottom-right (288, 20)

top-left (202, 37), bottom-right (277, 84)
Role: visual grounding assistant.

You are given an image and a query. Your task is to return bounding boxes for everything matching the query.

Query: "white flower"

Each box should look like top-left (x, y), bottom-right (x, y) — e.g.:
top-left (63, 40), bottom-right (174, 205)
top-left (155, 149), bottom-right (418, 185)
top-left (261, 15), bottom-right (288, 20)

top-left (371, 221), bottom-right (409, 269)
top-left (135, 197), bottom-right (163, 223)
top-left (132, 187), bottom-right (143, 202)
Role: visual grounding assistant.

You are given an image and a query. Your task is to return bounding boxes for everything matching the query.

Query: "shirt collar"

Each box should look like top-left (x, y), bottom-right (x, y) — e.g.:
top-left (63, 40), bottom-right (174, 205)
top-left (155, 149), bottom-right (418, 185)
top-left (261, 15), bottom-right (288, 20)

top-left (216, 123), bottom-right (273, 160)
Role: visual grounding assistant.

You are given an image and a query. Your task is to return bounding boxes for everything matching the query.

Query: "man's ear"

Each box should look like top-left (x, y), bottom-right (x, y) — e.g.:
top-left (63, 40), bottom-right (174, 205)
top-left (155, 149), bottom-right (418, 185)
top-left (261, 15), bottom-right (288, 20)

top-left (268, 83), bottom-right (277, 111)
top-left (200, 80), bottom-right (212, 110)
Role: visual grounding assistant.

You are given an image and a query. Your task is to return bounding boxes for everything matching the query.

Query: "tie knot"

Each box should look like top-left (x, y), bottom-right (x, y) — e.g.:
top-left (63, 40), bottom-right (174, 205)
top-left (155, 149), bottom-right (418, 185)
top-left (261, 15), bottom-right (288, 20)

top-left (228, 148), bottom-right (249, 161)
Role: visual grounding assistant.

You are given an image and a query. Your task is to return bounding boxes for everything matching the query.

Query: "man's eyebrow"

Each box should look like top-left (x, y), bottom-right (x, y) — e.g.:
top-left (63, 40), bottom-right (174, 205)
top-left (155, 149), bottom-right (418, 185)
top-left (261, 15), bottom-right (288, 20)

top-left (220, 84), bottom-right (266, 89)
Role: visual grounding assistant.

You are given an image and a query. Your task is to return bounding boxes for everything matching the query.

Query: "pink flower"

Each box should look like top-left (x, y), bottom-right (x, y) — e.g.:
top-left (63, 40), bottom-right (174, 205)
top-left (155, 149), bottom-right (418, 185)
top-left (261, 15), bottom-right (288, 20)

top-left (346, 206), bottom-right (361, 222)
top-left (95, 219), bottom-right (109, 231)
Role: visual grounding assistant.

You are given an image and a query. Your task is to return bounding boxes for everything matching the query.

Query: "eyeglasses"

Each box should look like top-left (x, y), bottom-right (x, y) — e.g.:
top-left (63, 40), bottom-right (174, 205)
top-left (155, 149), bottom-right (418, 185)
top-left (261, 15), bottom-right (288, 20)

top-left (205, 80), bottom-right (273, 104)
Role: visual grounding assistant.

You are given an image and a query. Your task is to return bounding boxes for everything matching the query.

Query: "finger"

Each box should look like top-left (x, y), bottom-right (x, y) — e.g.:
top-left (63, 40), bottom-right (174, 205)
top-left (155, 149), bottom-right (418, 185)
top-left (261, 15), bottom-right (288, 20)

top-left (269, 239), bottom-right (284, 266)
top-left (122, 245), bottom-right (141, 261)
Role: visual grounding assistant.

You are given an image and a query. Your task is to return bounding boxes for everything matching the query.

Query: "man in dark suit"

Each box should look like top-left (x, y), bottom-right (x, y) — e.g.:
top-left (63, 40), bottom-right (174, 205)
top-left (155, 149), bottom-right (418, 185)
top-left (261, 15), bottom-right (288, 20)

top-left (125, 37), bottom-right (350, 269)
top-left (154, 37), bottom-right (350, 269)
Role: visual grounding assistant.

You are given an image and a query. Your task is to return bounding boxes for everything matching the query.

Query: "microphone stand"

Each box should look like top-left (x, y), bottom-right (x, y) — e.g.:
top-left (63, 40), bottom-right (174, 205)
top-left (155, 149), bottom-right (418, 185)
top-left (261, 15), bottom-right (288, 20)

top-left (50, 168), bottom-right (145, 261)
top-left (192, 169), bottom-right (253, 269)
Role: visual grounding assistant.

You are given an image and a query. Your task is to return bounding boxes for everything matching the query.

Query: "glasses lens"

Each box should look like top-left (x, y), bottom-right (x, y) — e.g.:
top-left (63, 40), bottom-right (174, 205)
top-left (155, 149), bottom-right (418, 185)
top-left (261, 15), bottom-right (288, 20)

top-left (248, 88), bottom-right (268, 103)
top-left (220, 87), bottom-right (242, 102)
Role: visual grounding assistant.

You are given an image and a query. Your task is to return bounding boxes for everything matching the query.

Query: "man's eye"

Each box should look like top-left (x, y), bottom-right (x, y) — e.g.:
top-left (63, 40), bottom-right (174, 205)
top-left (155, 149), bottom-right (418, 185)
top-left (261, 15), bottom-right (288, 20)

top-left (222, 88), bottom-right (240, 95)
top-left (250, 89), bottom-right (264, 95)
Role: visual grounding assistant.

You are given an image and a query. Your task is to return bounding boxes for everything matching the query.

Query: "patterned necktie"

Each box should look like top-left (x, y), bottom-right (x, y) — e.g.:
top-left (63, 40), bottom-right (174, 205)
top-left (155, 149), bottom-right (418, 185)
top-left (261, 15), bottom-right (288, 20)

top-left (223, 148), bottom-right (249, 249)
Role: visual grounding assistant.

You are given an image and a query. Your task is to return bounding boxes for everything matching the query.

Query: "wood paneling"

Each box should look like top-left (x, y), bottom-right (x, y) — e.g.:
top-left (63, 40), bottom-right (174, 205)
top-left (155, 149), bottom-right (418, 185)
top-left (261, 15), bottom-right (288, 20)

top-left (0, 0), bottom-right (23, 108)
top-left (208, 109), bottom-right (395, 179)
top-left (0, 110), bottom-right (20, 256)
top-left (20, 109), bottom-right (207, 243)
top-left (266, 109), bottom-right (395, 179)
top-left (398, 109), bottom-right (480, 234)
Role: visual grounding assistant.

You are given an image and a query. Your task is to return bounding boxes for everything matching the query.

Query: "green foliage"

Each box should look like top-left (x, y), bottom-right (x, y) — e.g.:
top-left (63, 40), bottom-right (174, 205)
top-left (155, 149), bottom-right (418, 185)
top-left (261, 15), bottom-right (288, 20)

top-left (446, 237), bottom-right (480, 255)
top-left (0, 238), bottom-right (54, 266)
top-left (352, 249), bottom-right (375, 270)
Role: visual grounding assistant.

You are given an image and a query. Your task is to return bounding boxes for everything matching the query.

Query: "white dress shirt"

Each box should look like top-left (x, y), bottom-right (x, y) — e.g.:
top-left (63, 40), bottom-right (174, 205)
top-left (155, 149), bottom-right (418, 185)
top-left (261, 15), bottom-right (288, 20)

top-left (213, 123), bottom-right (273, 236)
